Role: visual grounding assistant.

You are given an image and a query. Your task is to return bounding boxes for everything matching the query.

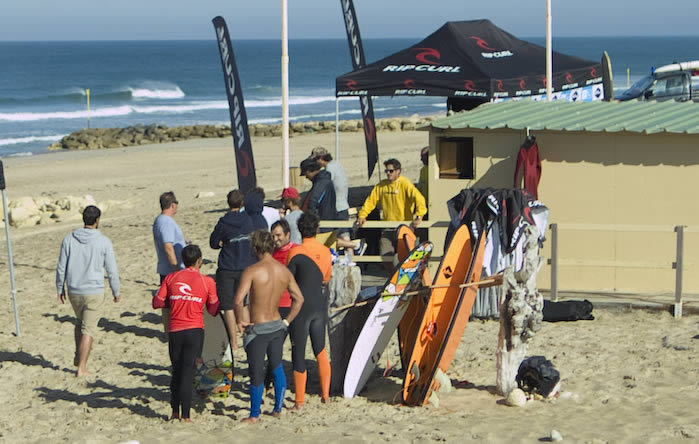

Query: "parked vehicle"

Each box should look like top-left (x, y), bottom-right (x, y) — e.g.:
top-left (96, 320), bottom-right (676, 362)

top-left (618, 61), bottom-right (699, 102)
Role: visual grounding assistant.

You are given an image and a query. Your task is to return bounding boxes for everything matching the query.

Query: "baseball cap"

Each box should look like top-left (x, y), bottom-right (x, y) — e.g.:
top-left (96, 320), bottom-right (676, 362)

top-left (310, 146), bottom-right (329, 158)
top-left (281, 187), bottom-right (299, 199)
top-left (300, 158), bottom-right (320, 175)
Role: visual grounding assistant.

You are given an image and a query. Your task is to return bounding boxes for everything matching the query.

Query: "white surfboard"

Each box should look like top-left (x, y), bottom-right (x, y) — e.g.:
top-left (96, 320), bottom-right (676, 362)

top-left (654, 60), bottom-right (699, 74)
top-left (201, 310), bottom-right (232, 367)
top-left (343, 242), bottom-right (432, 399)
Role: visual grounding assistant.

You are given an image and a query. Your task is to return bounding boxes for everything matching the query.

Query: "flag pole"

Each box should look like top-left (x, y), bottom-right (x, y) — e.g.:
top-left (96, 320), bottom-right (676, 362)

top-left (546, 0), bottom-right (552, 101)
top-left (281, 0), bottom-right (290, 188)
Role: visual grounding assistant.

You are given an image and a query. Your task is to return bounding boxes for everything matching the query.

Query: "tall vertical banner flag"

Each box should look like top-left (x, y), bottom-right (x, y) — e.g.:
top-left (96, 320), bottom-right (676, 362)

top-left (340, 0), bottom-right (378, 179)
top-left (212, 16), bottom-right (257, 192)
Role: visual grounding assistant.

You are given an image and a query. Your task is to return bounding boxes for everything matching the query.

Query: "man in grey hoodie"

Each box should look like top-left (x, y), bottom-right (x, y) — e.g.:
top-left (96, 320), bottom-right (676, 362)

top-left (56, 205), bottom-right (120, 377)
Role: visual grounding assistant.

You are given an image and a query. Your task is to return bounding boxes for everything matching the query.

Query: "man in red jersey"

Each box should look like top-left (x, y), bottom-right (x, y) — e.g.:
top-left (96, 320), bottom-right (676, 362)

top-left (153, 244), bottom-right (219, 423)
top-left (271, 219), bottom-right (298, 318)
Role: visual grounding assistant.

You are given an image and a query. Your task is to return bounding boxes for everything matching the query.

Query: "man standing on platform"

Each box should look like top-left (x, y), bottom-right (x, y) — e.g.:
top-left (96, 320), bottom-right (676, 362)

top-left (299, 158), bottom-right (337, 222)
top-left (280, 187), bottom-right (303, 245)
top-left (56, 205), bottom-right (120, 377)
top-left (357, 158), bottom-right (427, 267)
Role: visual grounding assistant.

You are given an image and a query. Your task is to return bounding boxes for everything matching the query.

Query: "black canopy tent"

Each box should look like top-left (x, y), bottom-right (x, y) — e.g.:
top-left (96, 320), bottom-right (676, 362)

top-left (335, 19), bottom-right (603, 102)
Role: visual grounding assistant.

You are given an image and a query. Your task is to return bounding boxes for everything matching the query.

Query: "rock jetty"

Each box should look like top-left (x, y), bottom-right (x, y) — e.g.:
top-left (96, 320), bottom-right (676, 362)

top-left (47, 115), bottom-right (437, 151)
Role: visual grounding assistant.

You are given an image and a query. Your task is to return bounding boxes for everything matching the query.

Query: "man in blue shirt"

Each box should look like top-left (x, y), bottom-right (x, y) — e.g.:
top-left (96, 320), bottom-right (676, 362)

top-left (153, 191), bottom-right (187, 336)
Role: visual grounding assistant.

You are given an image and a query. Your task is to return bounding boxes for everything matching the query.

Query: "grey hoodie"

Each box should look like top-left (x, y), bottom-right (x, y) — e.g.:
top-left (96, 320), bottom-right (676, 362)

top-left (56, 227), bottom-right (120, 297)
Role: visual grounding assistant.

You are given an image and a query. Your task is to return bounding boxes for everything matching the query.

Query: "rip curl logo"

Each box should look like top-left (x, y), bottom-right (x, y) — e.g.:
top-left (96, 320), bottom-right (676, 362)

top-left (464, 80), bottom-right (476, 91)
top-left (590, 67), bottom-right (597, 77)
top-left (471, 36), bottom-right (514, 59)
top-left (519, 78), bottom-right (526, 90)
top-left (469, 36), bottom-right (495, 51)
top-left (565, 72), bottom-right (573, 83)
top-left (177, 283), bottom-right (193, 296)
top-left (496, 80), bottom-right (504, 91)
top-left (413, 47), bottom-right (440, 65)
top-left (346, 79), bottom-right (358, 90)
top-left (404, 79), bottom-right (416, 88)
top-left (364, 117), bottom-right (375, 143)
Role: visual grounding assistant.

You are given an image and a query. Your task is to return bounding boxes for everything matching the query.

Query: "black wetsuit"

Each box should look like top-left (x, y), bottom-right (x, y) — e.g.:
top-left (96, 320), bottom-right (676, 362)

top-left (288, 254), bottom-right (327, 370)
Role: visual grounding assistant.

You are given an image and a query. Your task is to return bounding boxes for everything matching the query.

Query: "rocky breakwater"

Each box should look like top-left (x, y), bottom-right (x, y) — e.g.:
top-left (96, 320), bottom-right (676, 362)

top-left (1, 195), bottom-right (130, 228)
top-left (47, 115), bottom-right (436, 150)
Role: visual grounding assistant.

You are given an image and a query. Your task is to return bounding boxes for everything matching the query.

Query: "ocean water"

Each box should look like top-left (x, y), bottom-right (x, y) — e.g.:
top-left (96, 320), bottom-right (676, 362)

top-left (0, 36), bottom-right (697, 156)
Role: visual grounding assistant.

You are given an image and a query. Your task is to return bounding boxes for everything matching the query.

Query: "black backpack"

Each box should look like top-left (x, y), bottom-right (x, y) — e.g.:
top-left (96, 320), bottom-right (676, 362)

top-left (516, 356), bottom-right (560, 397)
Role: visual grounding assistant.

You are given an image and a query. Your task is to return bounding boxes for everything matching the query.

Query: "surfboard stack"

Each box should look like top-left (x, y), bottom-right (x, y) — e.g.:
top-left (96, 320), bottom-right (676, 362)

top-left (394, 224), bottom-right (488, 406)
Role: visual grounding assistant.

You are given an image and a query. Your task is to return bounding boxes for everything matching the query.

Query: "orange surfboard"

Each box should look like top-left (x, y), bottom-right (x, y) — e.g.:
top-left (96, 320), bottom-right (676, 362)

top-left (396, 225), bottom-right (430, 369)
top-left (402, 225), bottom-right (485, 406)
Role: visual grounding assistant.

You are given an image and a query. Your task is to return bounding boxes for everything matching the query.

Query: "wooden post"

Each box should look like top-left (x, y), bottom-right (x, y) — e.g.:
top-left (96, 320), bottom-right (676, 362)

top-left (673, 225), bottom-right (684, 318)
top-left (550, 223), bottom-right (558, 301)
top-left (86, 88), bottom-right (90, 129)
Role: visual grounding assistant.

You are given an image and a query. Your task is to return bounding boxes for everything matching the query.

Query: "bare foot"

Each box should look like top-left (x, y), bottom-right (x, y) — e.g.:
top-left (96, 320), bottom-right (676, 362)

top-left (271, 410), bottom-right (282, 418)
top-left (241, 417), bottom-right (259, 424)
top-left (321, 397), bottom-right (330, 404)
top-left (288, 404), bottom-right (304, 412)
top-left (181, 418), bottom-right (192, 423)
top-left (76, 368), bottom-right (91, 378)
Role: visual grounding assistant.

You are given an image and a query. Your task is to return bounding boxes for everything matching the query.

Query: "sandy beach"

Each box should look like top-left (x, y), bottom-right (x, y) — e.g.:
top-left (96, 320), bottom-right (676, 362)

top-left (0, 131), bottom-right (697, 443)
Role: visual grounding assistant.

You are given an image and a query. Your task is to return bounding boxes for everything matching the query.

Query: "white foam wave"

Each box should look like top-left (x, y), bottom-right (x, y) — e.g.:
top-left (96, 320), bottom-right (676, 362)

top-left (129, 87), bottom-right (185, 99)
top-left (0, 134), bottom-right (68, 146)
top-left (8, 152), bottom-right (34, 157)
top-left (246, 96), bottom-right (336, 108)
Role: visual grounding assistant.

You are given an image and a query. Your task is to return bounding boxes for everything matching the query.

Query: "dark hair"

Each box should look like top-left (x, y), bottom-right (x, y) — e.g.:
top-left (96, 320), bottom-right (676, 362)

top-left (227, 189), bottom-right (244, 209)
top-left (250, 229), bottom-right (275, 255)
top-left (82, 205), bottom-right (101, 225)
top-left (384, 158), bottom-right (401, 170)
top-left (181, 244), bottom-right (202, 267)
top-left (297, 212), bottom-right (319, 239)
top-left (271, 219), bottom-right (290, 235)
top-left (159, 191), bottom-right (178, 210)
top-left (316, 153), bottom-right (333, 162)
top-left (250, 187), bottom-right (265, 200)
top-left (300, 158), bottom-right (321, 174)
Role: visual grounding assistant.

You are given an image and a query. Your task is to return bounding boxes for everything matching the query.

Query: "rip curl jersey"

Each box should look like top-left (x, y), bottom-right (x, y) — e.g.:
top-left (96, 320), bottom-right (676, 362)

top-left (153, 267), bottom-right (219, 332)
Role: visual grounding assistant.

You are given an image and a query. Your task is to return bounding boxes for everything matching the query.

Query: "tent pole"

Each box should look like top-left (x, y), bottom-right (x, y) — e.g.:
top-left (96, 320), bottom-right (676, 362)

top-left (281, 0), bottom-right (290, 188)
top-left (335, 98), bottom-right (339, 160)
top-left (546, 0), bottom-right (553, 101)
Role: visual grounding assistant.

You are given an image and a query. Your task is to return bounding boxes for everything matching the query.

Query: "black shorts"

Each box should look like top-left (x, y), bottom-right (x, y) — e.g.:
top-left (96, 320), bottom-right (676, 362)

top-left (216, 269), bottom-right (243, 311)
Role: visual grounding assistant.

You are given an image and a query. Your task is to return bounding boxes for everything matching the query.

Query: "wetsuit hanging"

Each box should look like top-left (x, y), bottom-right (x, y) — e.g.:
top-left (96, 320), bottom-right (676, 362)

top-left (513, 136), bottom-right (541, 199)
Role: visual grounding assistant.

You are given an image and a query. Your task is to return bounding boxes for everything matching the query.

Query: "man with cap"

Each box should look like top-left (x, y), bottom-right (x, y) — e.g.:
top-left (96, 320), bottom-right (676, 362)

top-left (299, 158), bottom-right (337, 223)
top-left (310, 147), bottom-right (366, 256)
top-left (281, 187), bottom-right (303, 244)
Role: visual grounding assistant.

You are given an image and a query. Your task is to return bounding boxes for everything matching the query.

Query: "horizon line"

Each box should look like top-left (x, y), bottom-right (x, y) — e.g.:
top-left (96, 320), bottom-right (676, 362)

top-left (1, 34), bottom-right (698, 43)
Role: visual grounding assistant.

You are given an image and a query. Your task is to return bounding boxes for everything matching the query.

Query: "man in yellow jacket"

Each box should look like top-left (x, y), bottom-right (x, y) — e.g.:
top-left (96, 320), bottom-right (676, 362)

top-left (357, 158), bottom-right (427, 267)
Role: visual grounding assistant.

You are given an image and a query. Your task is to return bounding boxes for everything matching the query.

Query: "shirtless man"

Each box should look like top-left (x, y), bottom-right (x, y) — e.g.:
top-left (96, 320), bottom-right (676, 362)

top-left (233, 230), bottom-right (304, 424)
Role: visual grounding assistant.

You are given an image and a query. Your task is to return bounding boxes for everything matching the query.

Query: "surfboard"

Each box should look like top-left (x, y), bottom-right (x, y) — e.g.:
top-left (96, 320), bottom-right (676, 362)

top-left (601, 51), bottom-right (614, 101)
top-left (200, 310), bottom-right (233, 367)
top-left (402, 226), bottom-right (486, 406)
top-left (395, 224), bottom-right (429, 370)
top-left (343, 241), bottom-right (433, 399)
top-left (194, 310), bottom-right (235, 398)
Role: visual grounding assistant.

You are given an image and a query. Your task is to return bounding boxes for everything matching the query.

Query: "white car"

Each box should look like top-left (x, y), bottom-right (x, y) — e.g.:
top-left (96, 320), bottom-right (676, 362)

top-left (618, 61), bottom-right (699, 102)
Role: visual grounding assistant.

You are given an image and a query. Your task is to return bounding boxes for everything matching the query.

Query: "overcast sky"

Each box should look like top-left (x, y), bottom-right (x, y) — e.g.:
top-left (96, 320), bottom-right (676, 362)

top-left (2, 0), bottom-right (698, 40)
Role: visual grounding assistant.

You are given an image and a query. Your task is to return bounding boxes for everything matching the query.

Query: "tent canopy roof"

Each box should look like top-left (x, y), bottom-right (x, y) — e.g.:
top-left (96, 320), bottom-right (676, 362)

top-left (336, 19), bottom-right (602, 99)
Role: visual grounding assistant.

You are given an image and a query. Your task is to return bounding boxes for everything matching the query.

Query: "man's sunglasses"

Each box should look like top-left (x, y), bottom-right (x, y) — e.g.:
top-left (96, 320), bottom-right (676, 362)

top-left (384, 169), bottom-right (396, 174)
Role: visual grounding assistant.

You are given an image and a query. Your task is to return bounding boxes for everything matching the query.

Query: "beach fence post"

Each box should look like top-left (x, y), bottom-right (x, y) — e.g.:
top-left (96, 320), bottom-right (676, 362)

top-left (673, 225), bottom-right (684, 318)
top-left (86, 88), bottom-right (90, 129)
top-left (0, 161), bottom-right (20, 336)
top-left (627, 68), bottom-right (630, 88)
top-left (549, 223), bottom-right (558, 301)
top-left (335, 98), bottom-right (340, 160)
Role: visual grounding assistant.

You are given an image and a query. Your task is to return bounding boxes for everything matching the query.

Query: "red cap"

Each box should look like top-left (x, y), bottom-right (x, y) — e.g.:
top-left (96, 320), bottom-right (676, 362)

top-left (281, 187), bottom-right (299, 199)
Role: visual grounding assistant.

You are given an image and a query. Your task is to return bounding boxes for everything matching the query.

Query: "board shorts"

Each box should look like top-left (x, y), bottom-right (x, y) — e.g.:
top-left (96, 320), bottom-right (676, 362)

top-left (68, 292), bottom-right (105, 337)
top-left (216, 269), bottom-right (243, 310)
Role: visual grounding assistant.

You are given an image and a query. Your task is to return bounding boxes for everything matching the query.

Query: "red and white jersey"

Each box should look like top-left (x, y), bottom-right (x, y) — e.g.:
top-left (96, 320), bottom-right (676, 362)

top-left (153, 267), bottom-right (219, 332)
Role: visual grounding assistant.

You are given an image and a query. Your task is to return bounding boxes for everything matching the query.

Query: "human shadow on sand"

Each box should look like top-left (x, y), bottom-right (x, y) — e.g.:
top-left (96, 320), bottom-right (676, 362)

top-left (42, 313), bottom-right (167, 343)
top-left (35, 378), bottom-right (168, 419)
top-left (0, 350), bottom-right (72, 374)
